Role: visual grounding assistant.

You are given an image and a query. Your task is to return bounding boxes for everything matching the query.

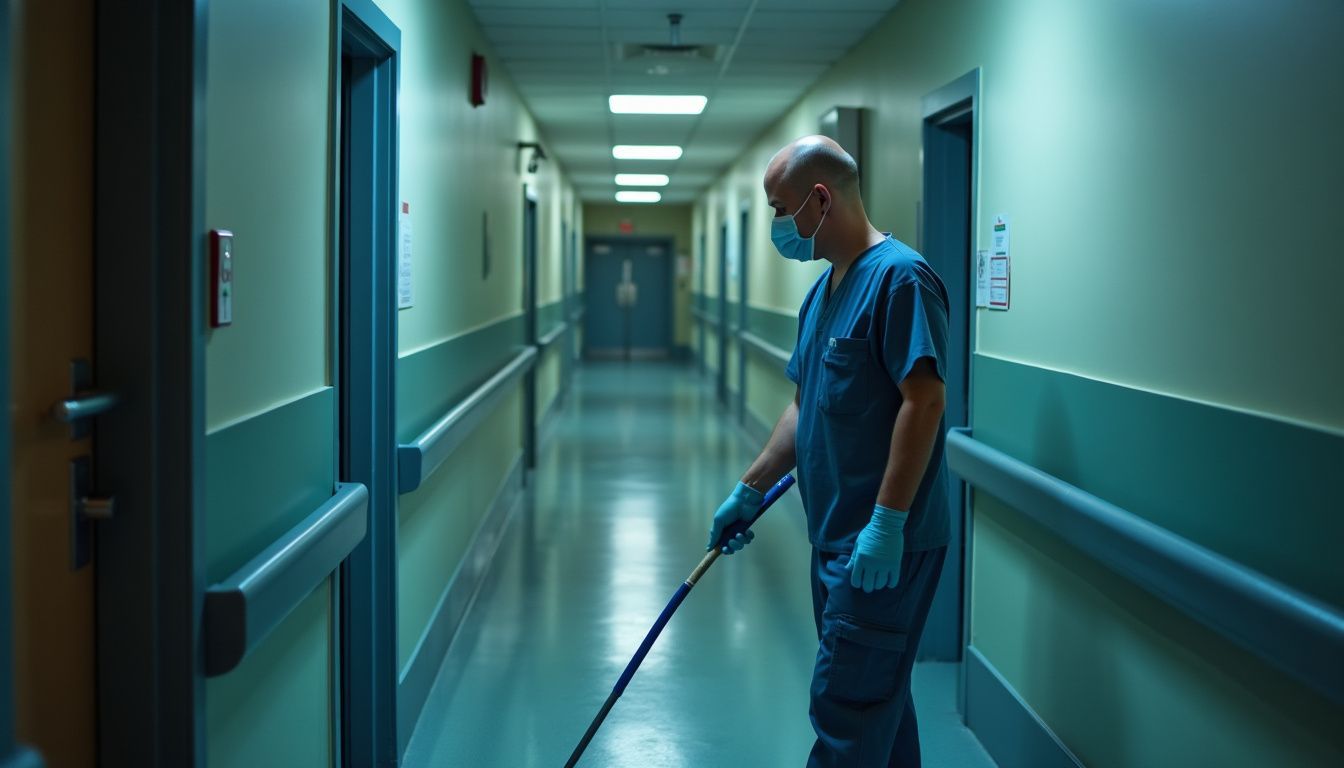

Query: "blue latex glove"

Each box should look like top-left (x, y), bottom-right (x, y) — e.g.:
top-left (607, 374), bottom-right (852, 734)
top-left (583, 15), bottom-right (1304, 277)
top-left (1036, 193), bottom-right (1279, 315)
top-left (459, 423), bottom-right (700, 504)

top-left (707, 482), bottom-right (764, 555)
top-left (848, 505), bottom-right (909, 592)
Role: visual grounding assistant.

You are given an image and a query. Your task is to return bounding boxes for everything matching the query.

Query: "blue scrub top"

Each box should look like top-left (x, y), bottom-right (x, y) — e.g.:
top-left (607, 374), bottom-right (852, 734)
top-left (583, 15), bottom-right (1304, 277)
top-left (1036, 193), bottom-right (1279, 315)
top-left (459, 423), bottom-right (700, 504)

top-left (786, 235), bottom-right (951, 553)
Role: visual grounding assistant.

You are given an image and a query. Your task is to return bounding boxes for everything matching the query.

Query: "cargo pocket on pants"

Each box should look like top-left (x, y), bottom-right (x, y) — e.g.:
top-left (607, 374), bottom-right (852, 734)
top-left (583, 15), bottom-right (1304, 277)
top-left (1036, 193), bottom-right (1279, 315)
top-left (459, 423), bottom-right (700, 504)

top-left (820, 614), bottom-right (908, 705)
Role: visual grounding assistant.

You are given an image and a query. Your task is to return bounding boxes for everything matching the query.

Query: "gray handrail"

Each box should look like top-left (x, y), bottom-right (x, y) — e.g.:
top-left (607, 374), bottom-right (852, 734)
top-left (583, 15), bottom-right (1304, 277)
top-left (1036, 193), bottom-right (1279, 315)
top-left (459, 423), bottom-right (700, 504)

top-left (397, 346), bottom-right (538, 494)
top-left (537, 322), bottom-right (567, 349)
top-left (204, 482), bottom-right (368, 676)
top-left (738, 330), bottom-right (792, 367)
top-left (690, 307), bottom-right (718, 328)
top-left (945, 428), bottom-right (1344, 705)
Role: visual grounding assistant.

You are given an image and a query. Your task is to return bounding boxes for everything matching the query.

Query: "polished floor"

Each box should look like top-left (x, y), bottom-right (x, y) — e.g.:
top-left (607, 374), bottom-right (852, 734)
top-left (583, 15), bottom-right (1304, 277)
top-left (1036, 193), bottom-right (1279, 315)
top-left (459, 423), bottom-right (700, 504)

top-left (404, 362), bottom-right (996, 768)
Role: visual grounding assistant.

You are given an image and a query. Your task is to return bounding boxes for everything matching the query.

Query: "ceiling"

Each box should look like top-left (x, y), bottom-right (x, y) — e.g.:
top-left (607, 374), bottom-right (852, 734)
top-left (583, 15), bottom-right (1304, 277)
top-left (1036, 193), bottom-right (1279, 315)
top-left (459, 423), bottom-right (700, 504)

top-left (468, 0), bottom-right (902, 204)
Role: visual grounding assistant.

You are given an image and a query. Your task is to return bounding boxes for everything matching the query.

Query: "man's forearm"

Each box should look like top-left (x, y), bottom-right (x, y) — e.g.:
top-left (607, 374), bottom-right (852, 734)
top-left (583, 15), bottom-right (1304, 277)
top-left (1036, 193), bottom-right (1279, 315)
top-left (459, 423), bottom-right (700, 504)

top-left (875, 395), bottom-right (944, 510)
top-left (741, 395), bottom-right (799, 493)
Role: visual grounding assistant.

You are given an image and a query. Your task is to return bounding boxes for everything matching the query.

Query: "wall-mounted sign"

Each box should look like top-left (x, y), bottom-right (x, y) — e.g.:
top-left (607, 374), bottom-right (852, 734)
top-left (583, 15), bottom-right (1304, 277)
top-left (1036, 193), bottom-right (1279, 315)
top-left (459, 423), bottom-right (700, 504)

top-left (398, 202), bottom-right (414, 309)
top-left (989, 213), bottom-right (1010, 310)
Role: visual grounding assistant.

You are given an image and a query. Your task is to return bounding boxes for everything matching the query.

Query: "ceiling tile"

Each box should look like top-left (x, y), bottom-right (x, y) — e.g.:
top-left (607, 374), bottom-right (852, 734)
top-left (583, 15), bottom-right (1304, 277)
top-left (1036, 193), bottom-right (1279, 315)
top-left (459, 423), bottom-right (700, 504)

top-left (466, 0), bottom-right (903, 203)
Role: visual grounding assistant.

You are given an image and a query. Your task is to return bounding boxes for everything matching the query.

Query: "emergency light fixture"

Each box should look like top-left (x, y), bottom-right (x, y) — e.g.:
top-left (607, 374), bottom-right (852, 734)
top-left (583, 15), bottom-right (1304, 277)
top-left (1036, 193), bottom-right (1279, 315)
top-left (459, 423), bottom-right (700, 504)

top-left (609, 95), bottom-right (707, 114)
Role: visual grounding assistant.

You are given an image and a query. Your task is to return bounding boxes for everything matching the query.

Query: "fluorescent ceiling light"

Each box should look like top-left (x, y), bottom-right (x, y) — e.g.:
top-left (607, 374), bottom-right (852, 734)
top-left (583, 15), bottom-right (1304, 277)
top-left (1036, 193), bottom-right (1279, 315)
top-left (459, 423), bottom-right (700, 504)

top-left (615, 173), bottom-right (669, 187)
top-left (616, 191), bottom-right (661, 203)
top-left (609, 94), bottom-right (707, 114)
top-left (612, 145), bottom-right (683, 160)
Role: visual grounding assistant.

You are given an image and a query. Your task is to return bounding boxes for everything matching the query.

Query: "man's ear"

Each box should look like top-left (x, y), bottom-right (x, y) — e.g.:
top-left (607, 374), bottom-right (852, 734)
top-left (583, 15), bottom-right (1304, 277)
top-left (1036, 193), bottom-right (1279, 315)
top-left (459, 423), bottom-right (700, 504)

top-left (815, 184), bottom-right (832, 212)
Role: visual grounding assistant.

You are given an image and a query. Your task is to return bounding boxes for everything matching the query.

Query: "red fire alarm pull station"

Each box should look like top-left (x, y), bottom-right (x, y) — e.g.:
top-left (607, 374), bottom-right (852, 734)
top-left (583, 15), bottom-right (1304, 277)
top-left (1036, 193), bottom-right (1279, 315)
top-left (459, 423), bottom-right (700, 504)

top-left (210, 229), bottom-right (234, 328)
top-left (470, 53), bottom-right (488, 107)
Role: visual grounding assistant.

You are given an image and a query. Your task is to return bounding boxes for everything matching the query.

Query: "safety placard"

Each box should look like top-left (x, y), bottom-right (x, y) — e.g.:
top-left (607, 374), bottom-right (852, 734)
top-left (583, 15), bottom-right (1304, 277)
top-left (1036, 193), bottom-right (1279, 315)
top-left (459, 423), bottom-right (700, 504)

top-left (399, 202), bottom-right (414, 309)
top-left (989, 214), bottom-right (1010, 310)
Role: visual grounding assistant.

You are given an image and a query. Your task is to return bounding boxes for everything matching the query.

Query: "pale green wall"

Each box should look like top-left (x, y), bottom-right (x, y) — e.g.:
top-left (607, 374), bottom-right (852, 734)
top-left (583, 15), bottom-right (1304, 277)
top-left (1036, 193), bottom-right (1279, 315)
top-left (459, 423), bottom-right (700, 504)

top-left (204, 0), bottom-right (332, 431)
top-left (397, 395), bottom-right (521, 667)
top-left (374, 0), bottom-right (580, 355)
top-left (202, 1), bottom-right (335, 764)
top-left (583, 203), bottom-right (693, 346)
top-left (206, 582), bottom-right (333, 768)
top-left (700, 0), bottom-right (1344, 431)
top-left (695, 0), bottom-right (1344, 763)
top-left (373, 0), bottom-right (582, 687)
top-left (201, 0), bottom-right (583, 760)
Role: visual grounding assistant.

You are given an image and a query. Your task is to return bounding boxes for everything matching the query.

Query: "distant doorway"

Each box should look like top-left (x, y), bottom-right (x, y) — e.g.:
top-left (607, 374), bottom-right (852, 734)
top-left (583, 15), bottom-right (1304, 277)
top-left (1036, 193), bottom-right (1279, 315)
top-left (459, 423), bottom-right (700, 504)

top-left (919, 70), bottom-right (978, 664)
top-left (584, 236), bottom-right (674, 360)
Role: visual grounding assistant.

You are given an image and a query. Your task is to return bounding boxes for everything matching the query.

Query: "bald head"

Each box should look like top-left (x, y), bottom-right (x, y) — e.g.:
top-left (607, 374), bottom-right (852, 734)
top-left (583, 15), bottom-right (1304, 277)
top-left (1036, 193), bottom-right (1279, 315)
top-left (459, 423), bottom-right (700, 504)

top-left (764, 135), bottom-right (861, 205)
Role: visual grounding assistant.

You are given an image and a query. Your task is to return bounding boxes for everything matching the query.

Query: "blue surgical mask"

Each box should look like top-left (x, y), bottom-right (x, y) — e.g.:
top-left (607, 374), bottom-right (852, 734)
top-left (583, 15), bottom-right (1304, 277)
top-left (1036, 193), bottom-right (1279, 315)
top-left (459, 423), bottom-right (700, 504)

top-left (770, 188), bottom-right (828, 262)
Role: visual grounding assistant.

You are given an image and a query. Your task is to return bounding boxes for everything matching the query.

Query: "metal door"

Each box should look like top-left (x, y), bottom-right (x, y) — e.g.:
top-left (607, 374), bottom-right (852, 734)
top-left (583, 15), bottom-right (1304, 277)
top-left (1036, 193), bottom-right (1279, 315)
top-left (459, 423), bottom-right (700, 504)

top-left (9, 4), bottom-right (102, 763)
top-left (584, 237), bottom-right (674, 360)
top-left (919, 71), bottom-right (979, 664)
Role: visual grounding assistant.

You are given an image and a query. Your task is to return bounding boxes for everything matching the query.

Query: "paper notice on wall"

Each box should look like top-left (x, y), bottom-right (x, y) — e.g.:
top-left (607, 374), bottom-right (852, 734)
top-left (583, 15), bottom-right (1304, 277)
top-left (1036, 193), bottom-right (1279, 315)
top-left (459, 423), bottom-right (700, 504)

top-left (975, 249), bottom-right (990, 308)
top-left (398, 202), bottom-right (414, 309)
top-left (989, 214), bottom-right (1010, 310)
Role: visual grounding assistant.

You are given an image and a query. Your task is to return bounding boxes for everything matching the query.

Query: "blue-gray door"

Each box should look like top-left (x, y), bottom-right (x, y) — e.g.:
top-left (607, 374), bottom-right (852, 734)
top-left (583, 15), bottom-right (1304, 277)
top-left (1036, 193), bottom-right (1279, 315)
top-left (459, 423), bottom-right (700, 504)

top-left (919, 84), bottom-right (975, 662)
top-left (584, 237), bottom-right (673, 359)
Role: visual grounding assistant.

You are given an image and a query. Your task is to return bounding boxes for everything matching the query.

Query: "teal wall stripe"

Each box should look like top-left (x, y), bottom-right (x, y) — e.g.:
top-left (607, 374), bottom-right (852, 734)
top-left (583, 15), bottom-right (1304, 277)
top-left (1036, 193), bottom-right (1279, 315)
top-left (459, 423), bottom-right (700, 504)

top-left (746, 306), bottom-right (797, 352)
top-left (537, 299), bottom-right (565, 334)
top-left (205, 388), bottom-right (336, 587)
top-left (972, 354), bottom-right (1343, 606)
top-left (396, 316), bottom-right (524, 444)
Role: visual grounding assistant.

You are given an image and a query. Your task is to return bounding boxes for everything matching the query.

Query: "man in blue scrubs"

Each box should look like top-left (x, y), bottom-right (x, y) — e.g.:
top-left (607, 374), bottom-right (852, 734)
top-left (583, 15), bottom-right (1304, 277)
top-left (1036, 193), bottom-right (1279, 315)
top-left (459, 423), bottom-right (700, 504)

top-left (707, 136), bottom-right (951, 767)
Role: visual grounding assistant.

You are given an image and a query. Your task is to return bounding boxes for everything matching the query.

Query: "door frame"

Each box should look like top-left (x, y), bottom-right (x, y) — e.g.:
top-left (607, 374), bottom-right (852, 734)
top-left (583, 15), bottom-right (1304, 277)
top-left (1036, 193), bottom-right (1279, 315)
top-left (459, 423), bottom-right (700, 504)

top-left (582, 235), bottom-right (675, 359)
top-left (736, 204), bottom-right (750, 421)
top-left (920, 68), bottom-right (980, 700)
top-left (697, 231), bottom-right (707, 373)
top-left (336, 2), bottom-right (401, 764)
top-left (93, 1), bottom-right (209, 763)
top-left (717, 222), bottom-right (728, 403)
top-left (522, 187), bottom-right (539, 471)
top-left (0, 4), bottom-right (39, 765)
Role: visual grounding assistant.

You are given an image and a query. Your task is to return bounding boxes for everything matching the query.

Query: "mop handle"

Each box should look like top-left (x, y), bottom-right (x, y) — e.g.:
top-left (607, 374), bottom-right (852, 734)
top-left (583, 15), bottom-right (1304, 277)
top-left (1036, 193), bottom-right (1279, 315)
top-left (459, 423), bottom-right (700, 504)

top-left (615, 473), bottom-right (796, 696)
top-left (565, 474), bottom-right (797, 768)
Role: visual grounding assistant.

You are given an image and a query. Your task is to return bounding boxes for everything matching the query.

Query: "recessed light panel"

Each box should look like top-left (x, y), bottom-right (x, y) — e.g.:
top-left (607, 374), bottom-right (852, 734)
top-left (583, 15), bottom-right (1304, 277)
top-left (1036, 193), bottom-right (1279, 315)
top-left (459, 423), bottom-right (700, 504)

top-left (609, 95), bottom-right (707, 114)
top-left (616, 191), bottom-right (661, 203)
top-left (612, 145), bottom-right (684, 160)
top-left (615, 174), bottom-right (670, 187)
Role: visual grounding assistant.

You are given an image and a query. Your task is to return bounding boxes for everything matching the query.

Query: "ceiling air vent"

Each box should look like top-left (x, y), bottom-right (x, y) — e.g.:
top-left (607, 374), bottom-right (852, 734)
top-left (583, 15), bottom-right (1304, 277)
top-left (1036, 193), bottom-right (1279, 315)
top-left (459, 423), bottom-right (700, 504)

top-left (614, 13), bottom-right (722, 74)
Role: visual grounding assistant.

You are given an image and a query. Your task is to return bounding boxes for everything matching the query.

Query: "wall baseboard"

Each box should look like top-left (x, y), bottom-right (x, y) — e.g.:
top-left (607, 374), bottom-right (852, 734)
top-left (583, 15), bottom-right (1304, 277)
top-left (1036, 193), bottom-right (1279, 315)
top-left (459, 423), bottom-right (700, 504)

top-left (396, 453), bottom-right (525, 753)
top-left (965, 645), bottom-right (1083, 768)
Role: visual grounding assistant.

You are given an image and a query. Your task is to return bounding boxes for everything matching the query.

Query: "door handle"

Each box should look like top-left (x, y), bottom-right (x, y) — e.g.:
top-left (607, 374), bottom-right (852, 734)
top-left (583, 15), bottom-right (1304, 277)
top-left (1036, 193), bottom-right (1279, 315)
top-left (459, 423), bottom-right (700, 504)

top-left (53, 392), bottom-right (118, 423)
top-left (50, 359), bottom-right (118, 439)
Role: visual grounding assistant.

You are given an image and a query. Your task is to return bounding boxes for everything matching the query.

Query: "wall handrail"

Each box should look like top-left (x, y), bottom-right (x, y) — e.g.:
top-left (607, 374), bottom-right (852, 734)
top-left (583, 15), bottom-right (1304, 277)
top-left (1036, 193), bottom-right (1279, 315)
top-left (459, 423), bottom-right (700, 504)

top-left (204, 482), bottom-right (368, 676)
top-left (397, 346), bottom-right (538, 494)
top-left (691, 307), bottom-right (719, 329)
top-left (738, 330), bottom-right (792, 368)
top-left (946, 427), bottom-right (1344, 705)
top-left (537, 322), bottom-right (567, 349)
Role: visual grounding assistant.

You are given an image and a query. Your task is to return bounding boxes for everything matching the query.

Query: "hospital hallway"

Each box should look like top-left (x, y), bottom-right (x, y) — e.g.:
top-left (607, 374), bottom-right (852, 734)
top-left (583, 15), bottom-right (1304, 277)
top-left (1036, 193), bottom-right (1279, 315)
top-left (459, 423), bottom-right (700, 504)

top-left (4, 0), bottom-right (1343, 766)
top-left (400, 362), bottom-right (995, 767)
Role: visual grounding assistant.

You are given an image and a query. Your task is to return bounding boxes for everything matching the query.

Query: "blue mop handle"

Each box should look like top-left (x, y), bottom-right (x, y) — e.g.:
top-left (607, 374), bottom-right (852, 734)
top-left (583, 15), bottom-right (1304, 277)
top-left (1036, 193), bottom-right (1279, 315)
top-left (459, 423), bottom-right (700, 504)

top-left (612, 473), bottom-right (796, 697)
top-left (714, 473), bottom-right (797, 551)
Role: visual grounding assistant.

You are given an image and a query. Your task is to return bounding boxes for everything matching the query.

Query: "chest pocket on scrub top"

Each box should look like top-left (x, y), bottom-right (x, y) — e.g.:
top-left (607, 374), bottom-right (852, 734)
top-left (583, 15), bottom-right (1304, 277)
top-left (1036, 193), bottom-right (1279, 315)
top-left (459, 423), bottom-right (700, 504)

top-left (819, 337), bottom-right (870, 415)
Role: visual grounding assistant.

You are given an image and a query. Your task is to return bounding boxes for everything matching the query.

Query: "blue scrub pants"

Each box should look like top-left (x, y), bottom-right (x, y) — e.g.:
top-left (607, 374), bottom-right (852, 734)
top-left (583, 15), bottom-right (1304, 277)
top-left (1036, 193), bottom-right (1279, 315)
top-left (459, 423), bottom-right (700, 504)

top-left (807, 546), bottom-right (947, 767)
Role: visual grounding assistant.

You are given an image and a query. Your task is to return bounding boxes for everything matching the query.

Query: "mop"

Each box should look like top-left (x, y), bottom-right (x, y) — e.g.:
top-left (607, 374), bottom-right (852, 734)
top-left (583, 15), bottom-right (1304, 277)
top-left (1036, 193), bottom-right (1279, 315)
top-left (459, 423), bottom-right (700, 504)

top-left (564, 474), bottom-right (797, 767)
